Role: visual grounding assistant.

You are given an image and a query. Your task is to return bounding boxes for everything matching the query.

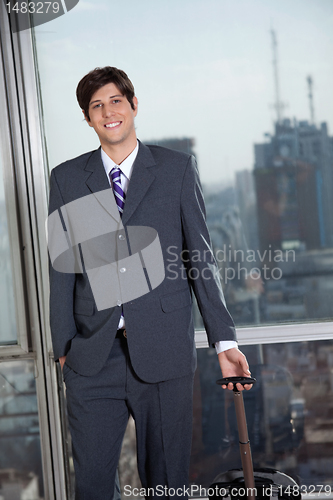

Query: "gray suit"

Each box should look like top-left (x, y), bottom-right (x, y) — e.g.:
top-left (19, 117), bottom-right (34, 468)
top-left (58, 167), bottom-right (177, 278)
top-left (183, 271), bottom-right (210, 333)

top-left (49, 141), bottom-right (236, 498)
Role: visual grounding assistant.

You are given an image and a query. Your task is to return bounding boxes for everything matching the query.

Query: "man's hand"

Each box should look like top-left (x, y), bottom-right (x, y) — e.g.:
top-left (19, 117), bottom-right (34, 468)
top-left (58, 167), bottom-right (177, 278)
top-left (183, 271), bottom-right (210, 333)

top-left (218, 347), bottom-right (252, 391)
top-left (59, 356), bottom-right (66, 370)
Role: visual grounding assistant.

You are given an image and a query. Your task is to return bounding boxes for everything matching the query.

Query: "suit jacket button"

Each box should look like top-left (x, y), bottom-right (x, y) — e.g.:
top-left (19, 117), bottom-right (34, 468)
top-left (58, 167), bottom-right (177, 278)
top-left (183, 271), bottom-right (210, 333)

top-left (120, 267), bottom-right (126, 273)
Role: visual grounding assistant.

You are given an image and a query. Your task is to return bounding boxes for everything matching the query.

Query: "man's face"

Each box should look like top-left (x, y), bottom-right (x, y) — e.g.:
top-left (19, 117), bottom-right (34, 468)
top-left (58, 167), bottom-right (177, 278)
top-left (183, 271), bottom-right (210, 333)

top-left (85, 82), bottom-right (138, 150)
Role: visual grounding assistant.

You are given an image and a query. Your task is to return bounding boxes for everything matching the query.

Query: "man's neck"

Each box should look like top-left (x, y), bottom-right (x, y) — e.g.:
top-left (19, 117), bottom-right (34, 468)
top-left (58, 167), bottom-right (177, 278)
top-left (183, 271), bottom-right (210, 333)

top-left (101, 137), bottom-right (138, 165)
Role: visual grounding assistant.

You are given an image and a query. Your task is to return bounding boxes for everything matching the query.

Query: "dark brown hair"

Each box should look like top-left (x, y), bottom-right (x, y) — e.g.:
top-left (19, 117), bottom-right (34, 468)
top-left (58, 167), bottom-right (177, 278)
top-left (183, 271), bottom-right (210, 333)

top-left (76, 67), bottom-right (135, 120)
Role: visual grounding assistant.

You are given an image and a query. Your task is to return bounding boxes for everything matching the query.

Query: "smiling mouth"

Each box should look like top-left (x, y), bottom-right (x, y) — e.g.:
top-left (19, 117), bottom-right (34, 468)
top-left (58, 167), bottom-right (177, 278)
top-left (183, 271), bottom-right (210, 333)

top-left (105, 121), bottom-right (121, 128)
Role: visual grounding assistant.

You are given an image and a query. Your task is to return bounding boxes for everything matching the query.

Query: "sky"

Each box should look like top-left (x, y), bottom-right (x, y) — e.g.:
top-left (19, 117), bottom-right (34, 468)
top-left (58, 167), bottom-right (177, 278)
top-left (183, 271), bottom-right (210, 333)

top-left (33, 0), bottom-right (333, 185)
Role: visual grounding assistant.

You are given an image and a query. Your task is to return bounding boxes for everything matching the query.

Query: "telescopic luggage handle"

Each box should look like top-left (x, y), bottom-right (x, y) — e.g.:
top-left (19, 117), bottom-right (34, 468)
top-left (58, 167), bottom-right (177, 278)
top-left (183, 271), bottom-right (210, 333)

top-left (216, 376), bottom-right (257, 500)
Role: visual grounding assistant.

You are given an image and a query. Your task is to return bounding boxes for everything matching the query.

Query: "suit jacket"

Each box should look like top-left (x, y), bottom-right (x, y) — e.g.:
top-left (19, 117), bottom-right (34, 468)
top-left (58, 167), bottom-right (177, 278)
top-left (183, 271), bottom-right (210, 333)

top-left (48, 141), bottom-right (236, 383)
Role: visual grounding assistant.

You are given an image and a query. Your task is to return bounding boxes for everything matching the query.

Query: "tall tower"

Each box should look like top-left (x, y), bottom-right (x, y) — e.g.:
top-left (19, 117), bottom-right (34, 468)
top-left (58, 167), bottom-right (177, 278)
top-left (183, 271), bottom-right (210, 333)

top-left (271, 29), bottom-right (286, 124)
top-left (307, 75), bottom-right (315, 124)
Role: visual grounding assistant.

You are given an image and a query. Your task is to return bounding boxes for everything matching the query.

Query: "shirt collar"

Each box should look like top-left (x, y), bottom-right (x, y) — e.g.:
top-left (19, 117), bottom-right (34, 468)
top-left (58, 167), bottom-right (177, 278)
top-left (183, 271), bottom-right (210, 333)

top-left (101, 140), bottom-right (139, 181)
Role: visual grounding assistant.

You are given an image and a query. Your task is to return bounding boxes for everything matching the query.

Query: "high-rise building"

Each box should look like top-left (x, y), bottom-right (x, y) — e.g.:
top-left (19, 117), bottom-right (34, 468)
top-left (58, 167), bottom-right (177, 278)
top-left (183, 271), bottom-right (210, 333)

top-left (235, 169), bottom-right (259, 251)
top-left (254, 119), bottom-right (333, 252)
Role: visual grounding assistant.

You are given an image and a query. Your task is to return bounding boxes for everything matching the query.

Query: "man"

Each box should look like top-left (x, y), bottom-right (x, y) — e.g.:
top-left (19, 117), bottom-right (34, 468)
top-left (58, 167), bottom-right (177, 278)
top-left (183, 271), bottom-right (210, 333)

top-left (48, 66), bottom-right (251, 500)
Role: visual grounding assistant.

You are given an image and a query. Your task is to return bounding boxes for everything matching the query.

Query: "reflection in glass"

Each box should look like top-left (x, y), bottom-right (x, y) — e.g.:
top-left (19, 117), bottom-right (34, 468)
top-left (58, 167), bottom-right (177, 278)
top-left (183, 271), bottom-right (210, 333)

top-left (0, 152), bottom-right (17, 344)
top-left (0, 360), bottom-right (44, 498)
top-left (191, 340), bottom-right (333, 492)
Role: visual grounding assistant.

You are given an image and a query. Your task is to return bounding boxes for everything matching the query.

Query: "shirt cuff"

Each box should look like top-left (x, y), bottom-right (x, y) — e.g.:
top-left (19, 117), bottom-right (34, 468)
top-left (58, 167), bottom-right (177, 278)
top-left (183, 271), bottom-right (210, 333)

top-left (214, 340), bottom-right (238, 354)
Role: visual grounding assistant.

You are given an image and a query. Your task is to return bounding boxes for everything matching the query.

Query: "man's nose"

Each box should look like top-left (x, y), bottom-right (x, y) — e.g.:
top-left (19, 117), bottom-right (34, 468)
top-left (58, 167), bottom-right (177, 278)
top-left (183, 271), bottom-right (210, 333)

top-left (103, 104), bottom-right (114, 118)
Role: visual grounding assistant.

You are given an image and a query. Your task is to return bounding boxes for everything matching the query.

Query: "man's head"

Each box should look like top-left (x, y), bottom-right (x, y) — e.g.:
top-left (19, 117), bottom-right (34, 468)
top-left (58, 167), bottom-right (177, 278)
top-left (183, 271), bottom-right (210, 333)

top-left (77, 67), bottom-right (138, 157)
top-left (76, 66), bottom-right (136, 121)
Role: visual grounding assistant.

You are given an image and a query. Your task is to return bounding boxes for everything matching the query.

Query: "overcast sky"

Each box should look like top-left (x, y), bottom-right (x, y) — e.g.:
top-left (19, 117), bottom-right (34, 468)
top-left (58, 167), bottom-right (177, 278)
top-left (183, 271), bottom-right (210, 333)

top-left (34, 0), bottom-right (333, 185)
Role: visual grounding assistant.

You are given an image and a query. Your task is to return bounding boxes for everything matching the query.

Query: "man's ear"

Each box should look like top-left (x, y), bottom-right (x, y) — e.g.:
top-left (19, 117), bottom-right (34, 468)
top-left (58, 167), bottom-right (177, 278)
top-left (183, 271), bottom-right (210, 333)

top-left (133, 96), bottom-right (138, 117)
top-left (83, 109), bottom-right (93, 126)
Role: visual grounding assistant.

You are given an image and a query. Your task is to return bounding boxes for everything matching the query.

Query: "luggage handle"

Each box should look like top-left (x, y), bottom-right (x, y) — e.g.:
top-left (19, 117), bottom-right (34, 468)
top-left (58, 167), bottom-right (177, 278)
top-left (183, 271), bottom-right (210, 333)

top-left (216, 376), bottom-right (256, 391)
top-left (216, 376), bottom-right (257, 500)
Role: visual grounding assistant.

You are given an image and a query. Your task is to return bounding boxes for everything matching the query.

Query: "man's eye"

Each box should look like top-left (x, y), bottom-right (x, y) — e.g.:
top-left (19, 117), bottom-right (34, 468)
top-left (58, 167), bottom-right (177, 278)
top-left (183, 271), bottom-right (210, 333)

top-left (112, 99), bottom-right (121, 104)
top-left (93, 104), bottom-right (102, 108)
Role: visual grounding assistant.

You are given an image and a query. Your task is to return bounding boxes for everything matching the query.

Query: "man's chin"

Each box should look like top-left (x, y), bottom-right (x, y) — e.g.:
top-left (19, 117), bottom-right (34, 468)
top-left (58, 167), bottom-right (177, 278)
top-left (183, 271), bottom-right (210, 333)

top-left (104, 134), bottom-right (127, 147)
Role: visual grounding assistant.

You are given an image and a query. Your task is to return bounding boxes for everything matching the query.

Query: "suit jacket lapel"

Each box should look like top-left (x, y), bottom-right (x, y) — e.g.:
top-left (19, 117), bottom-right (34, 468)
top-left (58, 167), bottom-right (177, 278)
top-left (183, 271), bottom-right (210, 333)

top-left (84, 148), bottom-right (120, 223)
top-left (122, 141), bottom-right (156, 225)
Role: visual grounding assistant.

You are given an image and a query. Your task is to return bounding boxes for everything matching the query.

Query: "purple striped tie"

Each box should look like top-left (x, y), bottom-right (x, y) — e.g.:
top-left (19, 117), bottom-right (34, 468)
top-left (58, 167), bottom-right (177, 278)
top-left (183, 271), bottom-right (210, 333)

top-left (110, 167), bottom-right (126, 216)
top-left (110, 167), bottom-right (125, 323)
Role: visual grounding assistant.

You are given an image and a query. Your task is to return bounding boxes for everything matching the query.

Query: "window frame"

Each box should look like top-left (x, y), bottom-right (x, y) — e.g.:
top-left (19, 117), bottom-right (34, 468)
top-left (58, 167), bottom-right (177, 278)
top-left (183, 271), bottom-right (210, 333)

top-left (0, 5), bottom-right (67, 499)
top-left (0, 30), bottom-right (29, 355)
top-left (195, 321), bottom-right (333, 349)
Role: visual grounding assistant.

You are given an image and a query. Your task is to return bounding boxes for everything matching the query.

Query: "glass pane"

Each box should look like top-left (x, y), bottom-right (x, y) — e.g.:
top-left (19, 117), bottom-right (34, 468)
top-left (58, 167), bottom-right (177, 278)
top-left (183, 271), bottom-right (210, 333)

top-left (33, 0), bottom-right (333, 328)
top-left (0, 149), bottom-right (17, 344)
top-left (191, 340), bottom-right (333, 493)
top-left (0, 360), bottom-right (44, 498)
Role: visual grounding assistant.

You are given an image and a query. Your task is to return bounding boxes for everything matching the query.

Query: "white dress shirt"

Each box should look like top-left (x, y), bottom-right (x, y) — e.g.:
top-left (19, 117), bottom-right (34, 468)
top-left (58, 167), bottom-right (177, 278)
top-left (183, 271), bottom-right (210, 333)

top-left (100, 142), bottom-right (237, 354)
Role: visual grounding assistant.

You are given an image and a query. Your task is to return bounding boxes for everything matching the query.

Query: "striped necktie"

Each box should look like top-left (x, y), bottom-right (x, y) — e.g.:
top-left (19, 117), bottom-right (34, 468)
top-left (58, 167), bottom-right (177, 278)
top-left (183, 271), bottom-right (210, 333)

top-left (110, 166), bottom-right (125, 323)
top-left (110, 167), bottom-right (125, 216)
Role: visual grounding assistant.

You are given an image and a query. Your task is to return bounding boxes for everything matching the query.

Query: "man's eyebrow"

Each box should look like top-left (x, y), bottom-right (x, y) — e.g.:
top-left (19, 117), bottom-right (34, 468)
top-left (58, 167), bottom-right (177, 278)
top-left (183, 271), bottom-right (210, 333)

top-left (89, 95), bottom-right (123, 106)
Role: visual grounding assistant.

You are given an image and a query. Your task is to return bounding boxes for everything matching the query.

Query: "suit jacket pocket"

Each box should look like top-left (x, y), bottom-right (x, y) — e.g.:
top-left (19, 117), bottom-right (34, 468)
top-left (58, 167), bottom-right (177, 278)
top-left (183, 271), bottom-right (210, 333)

top-left (160, 288), bottom-right (192, 313)
top-left (62, 362), bottom-right (77, 384)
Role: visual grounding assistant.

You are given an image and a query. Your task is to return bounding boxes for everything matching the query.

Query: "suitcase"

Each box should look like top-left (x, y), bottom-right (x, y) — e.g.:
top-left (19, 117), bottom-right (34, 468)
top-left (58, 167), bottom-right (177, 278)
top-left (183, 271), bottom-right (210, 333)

top-left (209, 377), bottom-right (301, 500)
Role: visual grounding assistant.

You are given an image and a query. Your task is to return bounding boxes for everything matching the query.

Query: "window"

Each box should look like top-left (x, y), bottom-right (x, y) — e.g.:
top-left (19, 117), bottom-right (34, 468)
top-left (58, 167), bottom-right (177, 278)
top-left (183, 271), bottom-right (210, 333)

top-left (0, 360), bottom-right (44, 499)
top-left (192, 340), bottom-right (333, 492)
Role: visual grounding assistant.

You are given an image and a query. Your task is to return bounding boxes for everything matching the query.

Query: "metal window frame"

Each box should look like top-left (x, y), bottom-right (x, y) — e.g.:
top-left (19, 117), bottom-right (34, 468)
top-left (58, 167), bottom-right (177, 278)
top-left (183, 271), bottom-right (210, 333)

top-left (0, 25), bottom-right (29, 356)
top-left (0, 5), bottom-right (67, 499)
top-left (195, 321), bottom-right (333, 348)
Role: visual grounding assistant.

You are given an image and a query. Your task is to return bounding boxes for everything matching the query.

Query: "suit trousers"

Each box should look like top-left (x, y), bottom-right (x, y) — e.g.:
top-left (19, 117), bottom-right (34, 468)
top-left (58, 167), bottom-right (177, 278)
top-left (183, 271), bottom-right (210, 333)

top-left (63, 334), bottom-right (194, 500)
